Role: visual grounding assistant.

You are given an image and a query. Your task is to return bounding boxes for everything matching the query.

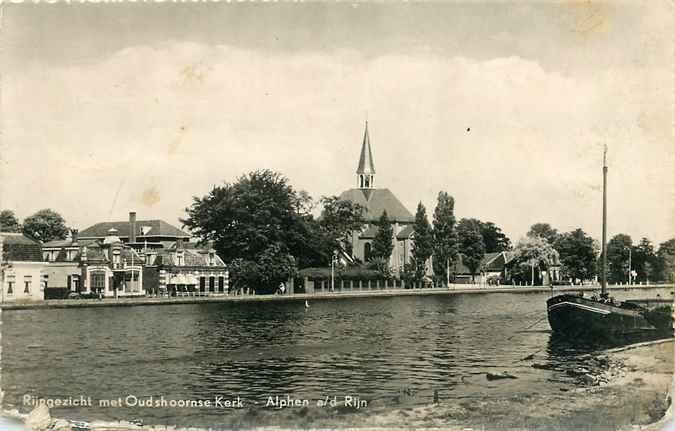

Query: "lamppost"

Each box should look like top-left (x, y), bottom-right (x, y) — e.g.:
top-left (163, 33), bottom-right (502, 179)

top-left (331, 252), bottom-right (338, 293)
top-left (625, 246), bottom-right (632, 285)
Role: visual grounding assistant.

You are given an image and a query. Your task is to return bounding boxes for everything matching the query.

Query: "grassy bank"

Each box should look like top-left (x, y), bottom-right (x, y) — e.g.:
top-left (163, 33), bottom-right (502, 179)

top-left (1, 284), bottom-right (673, 311)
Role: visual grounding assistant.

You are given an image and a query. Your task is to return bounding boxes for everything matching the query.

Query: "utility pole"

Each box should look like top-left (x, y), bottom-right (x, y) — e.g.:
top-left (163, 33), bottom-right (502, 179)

top-left (331, 252), bottom-right (337, 293)
top-left (627, 247), bottom-right (632, 285)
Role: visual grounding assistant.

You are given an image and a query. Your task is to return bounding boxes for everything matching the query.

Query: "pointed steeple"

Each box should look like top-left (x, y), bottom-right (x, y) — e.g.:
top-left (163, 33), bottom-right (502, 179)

top-left (356, 121), bottom-right (376, 175)
top-left (356, 121), bottom-right (376, 189)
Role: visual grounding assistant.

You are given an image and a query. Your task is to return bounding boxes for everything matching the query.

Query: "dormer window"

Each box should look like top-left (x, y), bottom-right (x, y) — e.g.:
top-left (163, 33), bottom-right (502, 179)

top-left (113, 250), bottom-right (121, 269)
top-left (208, 251), bottom-right (215, 266)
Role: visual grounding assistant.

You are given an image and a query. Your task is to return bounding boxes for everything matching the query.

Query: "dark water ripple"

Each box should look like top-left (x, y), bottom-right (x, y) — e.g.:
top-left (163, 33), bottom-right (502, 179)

top-left (2, 288), bottom-right (672, 428)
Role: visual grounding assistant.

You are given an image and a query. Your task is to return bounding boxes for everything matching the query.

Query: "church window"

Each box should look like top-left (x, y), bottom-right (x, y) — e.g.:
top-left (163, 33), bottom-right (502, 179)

top-left (364, 243), bottom-right (372, 262)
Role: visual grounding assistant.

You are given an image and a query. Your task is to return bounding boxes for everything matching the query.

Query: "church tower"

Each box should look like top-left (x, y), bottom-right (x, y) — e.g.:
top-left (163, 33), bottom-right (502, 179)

top-left (356, 121), bottom-right (375, 189)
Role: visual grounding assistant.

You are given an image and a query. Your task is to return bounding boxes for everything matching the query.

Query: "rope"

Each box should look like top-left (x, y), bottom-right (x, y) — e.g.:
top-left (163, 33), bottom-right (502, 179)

top-left (506, 315), bottom-right (549, 341)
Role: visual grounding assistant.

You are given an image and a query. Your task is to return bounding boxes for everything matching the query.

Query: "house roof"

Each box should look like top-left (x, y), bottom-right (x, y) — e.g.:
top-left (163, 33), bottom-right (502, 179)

top-left (338, 188), bottom-right (414, 223)
top-left (0, 233), bottom-right (43, 262)
top-left (154, 248), bottom-right (225, 267)
top-left (359, 225), bottom-right (379, 239)
top-left (396, 225), bottom-right (414, 240)
top-left (79, 219), bottom-right (190, 239)
top-left (356, 121), bottom-right (376, 175)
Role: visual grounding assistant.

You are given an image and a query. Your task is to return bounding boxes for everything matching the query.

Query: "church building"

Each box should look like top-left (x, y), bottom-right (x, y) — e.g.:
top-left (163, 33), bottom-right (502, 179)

top-left (337, 122), bottom-right (415, 273)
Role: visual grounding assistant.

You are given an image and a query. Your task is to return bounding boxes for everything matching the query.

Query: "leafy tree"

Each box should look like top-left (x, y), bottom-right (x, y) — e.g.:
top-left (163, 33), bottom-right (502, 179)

top-left (22, 209), bottom-right (68, 242)
top-left (510, 236), bottom-right (559, 285)
top-left (632, 237), bottom-right (657, 283)
top-left (606, 234), bottom-right (633, 284)
top-left (456, 218), bottom-right (486, 282)
top-left (656, 239), bottom-right (675, 282)
top-left (182, 170), bottom-right (324, 293)
top-left (432, 191), bottom-right (459, 285)
top-left (527, 223), bottom-right (559, 246)
top-left (371, 210), bottom-right (394, 264)
top-left (410, 202), bottom-right (434, 281)
top-left (318, 196), bottom-right (365, 254)
top-left (0, 210), bottom-right (21, 232)
top-left (555, 228), bottom-right (598, 282)
top-left (479, 221), bottom-right (511, 253)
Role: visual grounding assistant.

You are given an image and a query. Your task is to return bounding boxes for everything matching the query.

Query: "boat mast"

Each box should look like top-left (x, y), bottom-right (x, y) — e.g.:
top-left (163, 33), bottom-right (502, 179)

top-left (601, 145), bottom-right (608, 298)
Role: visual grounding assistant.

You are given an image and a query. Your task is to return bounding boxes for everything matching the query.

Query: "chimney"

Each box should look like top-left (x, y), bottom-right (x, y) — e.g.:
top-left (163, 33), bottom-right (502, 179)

top-left (129, 212), bottom-right (137, 243)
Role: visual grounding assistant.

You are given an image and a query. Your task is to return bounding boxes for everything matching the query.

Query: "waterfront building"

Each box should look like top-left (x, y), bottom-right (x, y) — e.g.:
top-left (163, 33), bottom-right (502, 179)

top-left (142, 239), bottom-right (229, 296)
top-left (0, 232), bottom-right (46, 302)
top-left (78, 212), bottom-right (190, 250)
top-left (41, 230), bottom-right (90, 298)
top-left (336, 122), bottom-right (416, 273)
top-left (42, 213), bottom-right (229, 298)
top-left (452, 251), bottom-right (562, 285)
top-left (452, 252), bottom-right (514, 284)
top-left (42, 228), bottom-right (145, 298)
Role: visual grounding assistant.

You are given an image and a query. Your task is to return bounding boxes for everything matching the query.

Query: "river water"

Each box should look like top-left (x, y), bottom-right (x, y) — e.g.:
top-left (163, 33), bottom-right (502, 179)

top-left (2, 287), bottom-right (673, 429)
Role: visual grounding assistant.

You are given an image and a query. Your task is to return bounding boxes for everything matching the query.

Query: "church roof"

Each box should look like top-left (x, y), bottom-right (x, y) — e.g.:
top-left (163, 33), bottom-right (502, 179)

top-left (356, 122), bottom-right (376, 175)
top-left (338, 188), bottom-right (414, 223)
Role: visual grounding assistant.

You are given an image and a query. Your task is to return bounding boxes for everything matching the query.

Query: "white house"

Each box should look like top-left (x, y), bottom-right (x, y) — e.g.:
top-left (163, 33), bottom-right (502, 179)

top-left (0, 232), bottom-right (46, 303)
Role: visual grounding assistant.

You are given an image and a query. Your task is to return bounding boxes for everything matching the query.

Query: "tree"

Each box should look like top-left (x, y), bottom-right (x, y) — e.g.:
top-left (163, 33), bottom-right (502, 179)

top-left (656, 239), bottom-right (675, 283)
top-left (606, 234), bottom-right (632, 284)
top-left (479, 221), bottom-right (511, 253)
top-left (555, 228), bottom-right (598, 282)
top-left (371, 210), bottom-right (394, 264)
top-left (432, 192), bottom-right (459, 285)
top-left (632, 237), bottom-right (657, 283)
top-left (457, 218), bottom-right (486, 282)
top-left (527, 223), bottom-right (559, 246)
top-left (510, 236), bottom-right (559, 286)
top-left (0, 210), bottom-right (21, 232)
top-left (22, 209), bottom-right (68, 242)
top-left (182, 170), bottom-right (324, 293)
top-left (318, 196), bottom-right (365, 254)
top-left (410, 202), bottom-right (434, 281)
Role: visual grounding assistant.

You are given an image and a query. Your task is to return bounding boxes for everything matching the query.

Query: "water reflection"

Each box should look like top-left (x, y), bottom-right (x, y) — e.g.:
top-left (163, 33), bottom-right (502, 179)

top-left (1, 288), bottom-right (672, 429)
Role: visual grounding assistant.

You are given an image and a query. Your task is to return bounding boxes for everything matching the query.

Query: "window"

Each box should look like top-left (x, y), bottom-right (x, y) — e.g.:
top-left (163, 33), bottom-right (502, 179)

top-left (209, 276), bottom-right (215, 292)
top-left (24, 276), bottom-right (32, 294)
top-left (91, 272), bottom-right (106, 293)
top-left (7, 282), bottom-right (14, 296)
top-left (364, 243), bottom-right (372, 262)
top-left (176, 251), bottom-right (184, 266)
top-left (208, 252), bottom-right (215, 266)
top-left (218, 276), bottom-right (224, 292)
top-left (113, 251), bottom-right (121, 269)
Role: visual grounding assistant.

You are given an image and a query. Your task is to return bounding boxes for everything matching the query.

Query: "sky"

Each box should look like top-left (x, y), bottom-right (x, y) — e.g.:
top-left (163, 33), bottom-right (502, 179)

top-left (1, 1), bottom-right (673, 245)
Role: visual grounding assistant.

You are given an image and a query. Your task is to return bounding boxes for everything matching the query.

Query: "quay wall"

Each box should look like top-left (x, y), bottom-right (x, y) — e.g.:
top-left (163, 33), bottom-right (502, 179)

top-left (1, 284), bottom-right (673, 311)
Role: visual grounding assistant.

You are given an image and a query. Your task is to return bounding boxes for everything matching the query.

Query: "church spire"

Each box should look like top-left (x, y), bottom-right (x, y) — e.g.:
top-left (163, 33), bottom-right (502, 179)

top-left (356, 121), bottom-right (375, 189)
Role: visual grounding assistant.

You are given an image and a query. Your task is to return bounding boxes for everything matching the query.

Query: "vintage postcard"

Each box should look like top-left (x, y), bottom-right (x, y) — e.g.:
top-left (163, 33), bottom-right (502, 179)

top-left (0, 1), bottom-right (673, 430)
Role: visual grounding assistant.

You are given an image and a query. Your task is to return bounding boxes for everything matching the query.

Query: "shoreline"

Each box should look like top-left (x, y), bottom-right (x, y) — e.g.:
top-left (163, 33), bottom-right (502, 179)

top-left (1, 284), bottom-right (673, 311)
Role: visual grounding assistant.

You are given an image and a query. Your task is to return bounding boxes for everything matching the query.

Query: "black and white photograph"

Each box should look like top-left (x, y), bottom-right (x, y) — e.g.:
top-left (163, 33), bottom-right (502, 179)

top-left (0, 1), bottom-right (673, 430)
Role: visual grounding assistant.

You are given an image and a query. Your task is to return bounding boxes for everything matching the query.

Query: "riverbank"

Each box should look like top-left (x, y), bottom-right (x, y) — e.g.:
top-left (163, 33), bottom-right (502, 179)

top-left (2, 338), bottom-right (671, 430)
top-left (2, 284), bottom-right (672, 311)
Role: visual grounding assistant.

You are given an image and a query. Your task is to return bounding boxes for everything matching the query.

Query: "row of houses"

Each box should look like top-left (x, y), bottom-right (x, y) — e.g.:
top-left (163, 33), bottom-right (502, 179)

top-left (0, 212), bottom-right (229, 303)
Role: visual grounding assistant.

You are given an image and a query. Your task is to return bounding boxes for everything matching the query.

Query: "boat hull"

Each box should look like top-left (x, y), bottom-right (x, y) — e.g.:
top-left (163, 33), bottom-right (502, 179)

top-left (547, 294), bottom-right (672, 340)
